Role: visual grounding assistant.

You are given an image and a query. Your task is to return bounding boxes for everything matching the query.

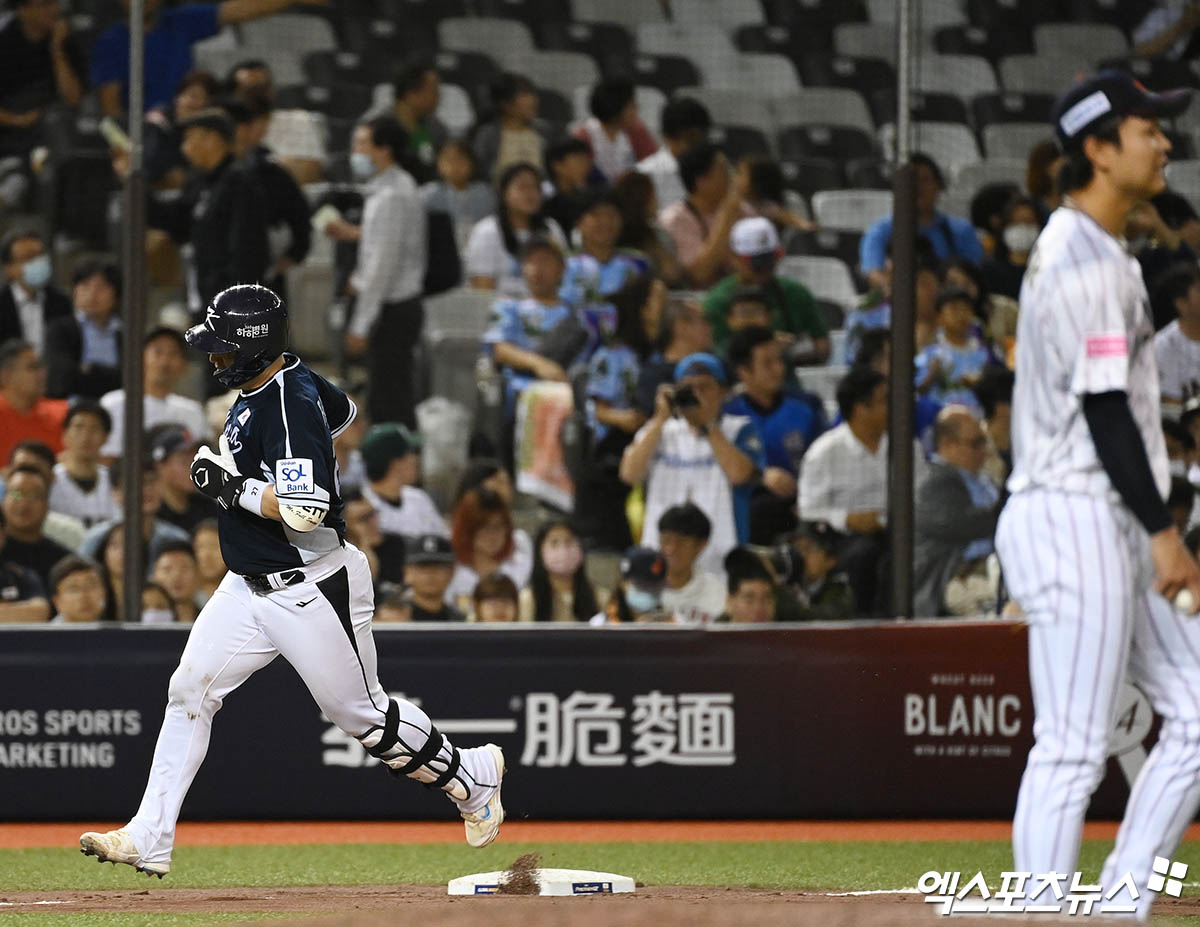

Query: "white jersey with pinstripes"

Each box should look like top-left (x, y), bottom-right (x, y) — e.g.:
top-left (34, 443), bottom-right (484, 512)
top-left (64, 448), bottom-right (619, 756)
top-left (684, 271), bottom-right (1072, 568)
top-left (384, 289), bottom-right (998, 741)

top-left (1007, 206), bottom-right (1169, 506)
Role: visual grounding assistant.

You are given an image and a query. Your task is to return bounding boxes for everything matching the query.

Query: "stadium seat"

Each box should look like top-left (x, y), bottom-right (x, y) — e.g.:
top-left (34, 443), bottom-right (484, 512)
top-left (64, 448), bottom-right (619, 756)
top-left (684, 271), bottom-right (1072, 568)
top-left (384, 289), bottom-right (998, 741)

top-left (708, 124), bottom-right (773, 159)
top-left (798, 54), bottom-right (896, 99)
top-left (810, 189), bottom-right (894, 232)
top-left (787, 228), bottom-right (864, 273)
top-left (878, 121), bottom-right (982, 176)
top-left (339, 16), bottom-right (437, 63)
top-left (573, 0), bottom-right (668, 26)
top-left (997, 54), bottom-right (1096, 94)
top-left (684, 89), bottom-right (776, 138)
top-left (1097, 56), bottom-right (1198, 92)
top-left (775, 88), bottom-right (875, 135)
top-left (981, 121), bottom-right (1055, 160)
top-left (950, 158), bottom-right (1029, 193)
top-left (704, 54), bottom-right (801, 96)
top-left (845, 157), bottom-right (892, 189)
top-left (376, 0), bottom-right (468, 25)
top-left (636, 23), bottom-right (738, 86)
top-left (434, 51), bottom-right (501, 111)
top-left (735, 23), bottom-right (823, 61)
top-left (933, 23), bottom-right (1033, 61)
top-left (779, 125), bottom-right (877, 162)
top-left (535, 87), bottom-right (575, 128)
top-left (475, 0), bottom-right (569, 30)
top-left (816, 301), bottom-right (847, 331)
top-left (670, 0), bottom-right (766, 28)
top-left (240, 13), bottom-right (338, 57)
top-left (522, 51), bottom-right (600, 96)
top-left (1165, 160), bottom-right (1200, 205)
top-left (914, 54), bottom-right (999, 98)
top-left (764, 0), bottom-right (867, 30)
top-left (438, 17), bottom-right (535, 68)
top-left (870, 90), bottom-right (970, 129)
top-left (971, 92), bottom-right (1056, 131)
top-left (194, 46), bottom-right (257, 86)
top-left (968, 0), bottom-right (1072, 31)
top-left (275, 82), bottom-right (374, 120)
top-left (833, 22), bottom-right (900, 64)
top-left (866, 0), bottom-right (967, 29)
top-left (777, 255), bottom-right (860, 309)
top-left (1070, 0), bottom-right (1157, 32)
top-left (436, 84), bottom-right (476, 136)
top-left (536, 21), bottom-right (636, 77)
top-left (630, 54), bottom-right (703, 96)
top-left (303, 50), bottom-right (390, 90)
top-left (1033, 22), bottom-right (1129, 62)
top-left (779, 157), bottom-right (845, 200)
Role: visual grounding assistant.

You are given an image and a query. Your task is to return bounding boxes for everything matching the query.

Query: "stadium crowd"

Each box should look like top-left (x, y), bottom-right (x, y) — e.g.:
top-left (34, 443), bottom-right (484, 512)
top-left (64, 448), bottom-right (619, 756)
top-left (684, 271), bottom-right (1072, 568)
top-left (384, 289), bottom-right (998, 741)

top-left (2, 0), bottom-right (1199, 625)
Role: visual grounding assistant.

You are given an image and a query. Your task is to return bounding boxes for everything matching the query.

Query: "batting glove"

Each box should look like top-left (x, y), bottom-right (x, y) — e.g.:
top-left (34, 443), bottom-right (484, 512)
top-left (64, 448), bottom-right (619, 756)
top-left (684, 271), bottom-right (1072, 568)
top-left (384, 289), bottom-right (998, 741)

top-left (190, 441), bottom-right (247, 510)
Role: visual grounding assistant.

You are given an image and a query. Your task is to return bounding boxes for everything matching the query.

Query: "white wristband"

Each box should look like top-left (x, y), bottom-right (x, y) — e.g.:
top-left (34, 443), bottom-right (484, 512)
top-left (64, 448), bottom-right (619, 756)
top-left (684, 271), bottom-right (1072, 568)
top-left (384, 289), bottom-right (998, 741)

top-left (238, 478), bottom-right (269, 517)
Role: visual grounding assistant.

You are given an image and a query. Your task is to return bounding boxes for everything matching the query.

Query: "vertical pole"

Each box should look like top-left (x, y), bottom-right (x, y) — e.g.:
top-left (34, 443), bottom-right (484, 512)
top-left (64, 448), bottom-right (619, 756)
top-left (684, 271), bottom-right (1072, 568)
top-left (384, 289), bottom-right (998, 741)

top-left (888, 0), bottom-right (916, 618)
top-left (121, 0), bottom-right (147, 622)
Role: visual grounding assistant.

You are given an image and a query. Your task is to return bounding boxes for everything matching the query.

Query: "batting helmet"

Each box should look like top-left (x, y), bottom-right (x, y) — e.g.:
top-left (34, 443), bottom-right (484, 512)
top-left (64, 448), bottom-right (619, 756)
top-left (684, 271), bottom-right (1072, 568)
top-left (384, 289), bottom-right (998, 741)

top-left (185, 284), bottom-right (289, 388)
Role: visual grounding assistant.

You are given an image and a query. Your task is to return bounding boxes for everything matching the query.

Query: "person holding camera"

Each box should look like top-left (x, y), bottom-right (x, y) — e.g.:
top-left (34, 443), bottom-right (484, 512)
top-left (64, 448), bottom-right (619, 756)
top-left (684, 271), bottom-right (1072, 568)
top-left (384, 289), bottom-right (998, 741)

top-left (620, 352), bottom-right (764, 577)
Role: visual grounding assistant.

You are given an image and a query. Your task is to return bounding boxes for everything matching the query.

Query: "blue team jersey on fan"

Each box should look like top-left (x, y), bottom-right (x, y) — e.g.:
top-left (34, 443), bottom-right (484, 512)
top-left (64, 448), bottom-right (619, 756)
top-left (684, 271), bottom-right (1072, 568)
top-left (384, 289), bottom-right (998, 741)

top-left (723, 389), bottom-right (826, 476)
top-left (218, 355), bottom-right (355, 574)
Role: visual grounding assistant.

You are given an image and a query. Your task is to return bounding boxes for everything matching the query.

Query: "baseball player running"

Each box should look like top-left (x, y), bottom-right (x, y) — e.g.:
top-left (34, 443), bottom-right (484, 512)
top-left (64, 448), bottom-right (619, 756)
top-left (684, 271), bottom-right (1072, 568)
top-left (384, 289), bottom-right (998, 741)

top-left (80, 285), bottom-right (504, 877)
top-left (996, 71), bottom-right (1200, 920)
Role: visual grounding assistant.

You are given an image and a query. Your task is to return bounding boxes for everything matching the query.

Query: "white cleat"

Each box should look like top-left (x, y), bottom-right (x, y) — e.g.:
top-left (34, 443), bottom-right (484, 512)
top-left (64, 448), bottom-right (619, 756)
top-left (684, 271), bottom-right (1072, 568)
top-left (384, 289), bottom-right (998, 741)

top-left (79, 829), bottom-right (170, 878)
top-left (462, 743), bottom-right (506, 848)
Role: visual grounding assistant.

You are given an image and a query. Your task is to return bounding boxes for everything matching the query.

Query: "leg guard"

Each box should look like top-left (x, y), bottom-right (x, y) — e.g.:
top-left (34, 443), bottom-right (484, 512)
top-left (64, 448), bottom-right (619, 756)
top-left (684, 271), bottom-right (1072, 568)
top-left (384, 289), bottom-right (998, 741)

top-left (357, 698), bottom-right (469, 801)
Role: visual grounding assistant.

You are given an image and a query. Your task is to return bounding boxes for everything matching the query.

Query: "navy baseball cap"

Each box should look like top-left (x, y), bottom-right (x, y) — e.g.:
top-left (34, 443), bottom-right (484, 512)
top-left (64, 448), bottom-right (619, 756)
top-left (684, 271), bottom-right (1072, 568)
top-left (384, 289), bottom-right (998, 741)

top-left (1052, 70), bottom-right (1192, 151)
top-left (673, 352), bottom-right (727, 386)
top-left (620, 546), bottom-right (667, 591)
top-left (404, 533), bottom-right (454, 565)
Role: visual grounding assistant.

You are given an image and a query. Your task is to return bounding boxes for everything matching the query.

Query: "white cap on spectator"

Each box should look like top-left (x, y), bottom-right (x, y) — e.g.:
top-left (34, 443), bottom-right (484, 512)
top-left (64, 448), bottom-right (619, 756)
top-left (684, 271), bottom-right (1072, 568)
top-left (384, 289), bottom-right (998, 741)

top-left (730, 217), bottom-right (780, 257)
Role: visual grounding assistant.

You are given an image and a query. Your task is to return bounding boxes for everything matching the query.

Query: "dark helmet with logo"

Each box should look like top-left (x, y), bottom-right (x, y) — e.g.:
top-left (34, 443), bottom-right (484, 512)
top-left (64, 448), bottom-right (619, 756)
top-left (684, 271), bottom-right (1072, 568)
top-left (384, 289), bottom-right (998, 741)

top-left (185, 284), bottom-right (289, 388)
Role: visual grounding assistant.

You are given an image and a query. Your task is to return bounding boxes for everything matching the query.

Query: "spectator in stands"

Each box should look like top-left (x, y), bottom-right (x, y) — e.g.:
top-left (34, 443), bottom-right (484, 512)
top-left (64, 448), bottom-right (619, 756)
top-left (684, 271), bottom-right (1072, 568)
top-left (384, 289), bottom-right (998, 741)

top-left (1130, 197), bottom-right (1198, 313)
top-left (96, 520), bottom-right (128, 620)
top-left (661, 143), bottom-right (752, 289)
top-left (144, 70), bottom-right (220, 188)
top-left (225, 95), bottom-right (311, 302)
top-left (635, 297), bottom-right (713, 417)
top-left (92, 0), bottom-right (317, 118)
top-left (520, 519), bottom-right (599, 623)
top-left (453, 457), bottom-right (519, 508)
top-left (4, 437), bottom-right (81, 549)
top-left (637, 96), bottom-right (712, 211)
top-left (914, 406), bottom-right (1001, 618)
top-left (560, 190), bottom-right (649, 328)
top-left (0, 339), bottom-right (67, 465)
top-left (473, 72), bottom-right (549, 185)
top-left (735, 156), bottom-right (815, 237)
top-left (0, 506), bottom-right (49, 622)
top-left (970, 181), bottom-right (1022, 257)
top-left (136, 108), bottom-right (269, 317)
top-left (1, 465), bottom-right (71, 590)
top-left (80, 454), bottom-right (191, 569)
top-left (467, 162), bottom-right (567, 294)
top-left (372, 588), bottom-right (411, 623)
top-left (50, 400), bottom-right (119, 529)
top-left (975, 366), bottom-right (1014, 489)
top-left (1133, 2), bottom-right (1200, 60)
top-left (799, 367), bottom-right (929, 613)
top-left (226, 59), bottom-right (325, 185)
top-left (791, 521), bottom-right (855, 621)
top-left (446, 487), bottom-right (532, 611)
top-left (360, 422), bottom-right (448, 540)
top-left (471, 572), bottom-right (520, 623)
top-left (384, 60), bottom-right (447, 185)
top-left (717, 547), bottom-right (776, 623)
top-left (140, 581), bottom-right (178, 623)
top-left (149, 424), bottom-right (214, 533)
top-left (914, 286), bottom-right (999, 415)
top-left (613, 170), bottom-right (684, 288)
top-left (340, 491), bottom-right (391, 587)
top-left (151, 538), bottom-right (200, 622)
top-left (1155, 263), bottom-right (1200, 418)
top-left (843, 241), bottom-right (941, 364)
top-left (542, 137), bottom-right (594, 235)
top-left (980, 195), bottom-right (1041, 301)
top-left (859, 153), bottom-right (983, 291)
top-left (657, 503), bottom-right (725, 625)
top-left (101, 327), bottom-right (208, 458)
top-left (1153, 190), bottom-right (1200, 256)
top-left (333, 394), bottom-right (367, 494)
top-left (483, 236), bottom-right (578, 416)
top-left (593, 546), bottom-right (668, 623)
top-left (722, 287), bottom-right (770, 335)
top-left (404, 534), bottom-right (465, 622)
top-left (422, 139), bottom-right (496, 256)
top-left (332, 117), bottom-right (427, 429)
top-left (621, 352), bottom-right (763, 577)
top-left (191, 517), bottom-right (224, 603)
top-left (48, 555), bottom-right (105, 623)
top-left (703, 217), bottom-right (829, 363)
top-left (1026, 138), bottom-right (1063, 222)
top-left (44, 260), bottom-right (123, 401)
top-left (725, 326), bottom-right (826, 543)
top-left (573, 77), bottom-right (644, 185)
top-left (942, 256), bottom-right (1017, 364)
top-left (0, 230), bottom-right (70, 353)
top-left (0, 0), bottom-right (84, 203)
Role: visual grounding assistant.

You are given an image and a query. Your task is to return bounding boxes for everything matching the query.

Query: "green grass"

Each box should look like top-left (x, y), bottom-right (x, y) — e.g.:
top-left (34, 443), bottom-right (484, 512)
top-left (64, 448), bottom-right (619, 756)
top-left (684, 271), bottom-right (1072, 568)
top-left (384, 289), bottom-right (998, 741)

top-left (5, 840), bottom-right (1200, 925)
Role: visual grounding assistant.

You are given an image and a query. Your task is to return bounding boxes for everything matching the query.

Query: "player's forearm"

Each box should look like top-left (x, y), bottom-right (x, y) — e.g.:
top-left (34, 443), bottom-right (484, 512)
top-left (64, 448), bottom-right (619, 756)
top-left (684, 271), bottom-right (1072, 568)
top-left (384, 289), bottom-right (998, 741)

top-left (1083, 390), bottom-right (1172, 534)
top-left (260, 483), bottom-right (281, 521)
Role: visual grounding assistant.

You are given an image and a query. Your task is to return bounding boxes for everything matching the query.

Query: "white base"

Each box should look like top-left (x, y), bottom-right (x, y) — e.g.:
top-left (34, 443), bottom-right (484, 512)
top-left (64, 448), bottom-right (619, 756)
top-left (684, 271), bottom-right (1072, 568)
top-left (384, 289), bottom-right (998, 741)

top-left (448, 867), bottom-right (636, 896)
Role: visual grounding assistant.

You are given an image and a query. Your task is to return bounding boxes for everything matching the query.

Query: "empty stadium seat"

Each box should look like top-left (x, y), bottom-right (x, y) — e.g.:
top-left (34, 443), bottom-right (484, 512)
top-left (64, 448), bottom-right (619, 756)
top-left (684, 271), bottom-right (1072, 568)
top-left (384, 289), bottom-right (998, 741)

top-left (846, 157), bottom-right (892, 189)
top-left (867, 0), bottom-right (967, 29)
top-left (798, 54), bottom-right (896, 98)
top-left (340, 15), bottom-right (437, 63)
top-left (833, 22), bottom-right (899, 63)
top-left (708, 124), bottom-right (772, 159)
top-left (775, 88), bottom-right (875, 134)
top-left (434, 51), bottom-right (501, 110)
top-left (998, 54), bottom-right (1095, 94)
top-left (303, 50), bottom-right (391, 90)
top-left (636, 23), bottom-right (738, 85)
top-left (439, 17), bottom-right (535, 68)
top-left (779, 125), bottom-right (877, 162)
top-left (436, 84), bottom-right (476, 136)
top-left (779, 157), bottom-right (844, 199)
top-left (704, 53), bottom-right (801, 96)
top-left (522, 51), bottom-right (600, 95)
top-left (870, 90), bottom-right (970, 129)
top-left (475, 0), bottom-right (568, 29)
top-left (810, 189), bottom-right (894, 232)
top-left (914, 54), bottom-right (999, 98)
top-left (573, 0), bottom-right (668, 26)
top-left (787, 228), bottom-right (864, 272)
top-left (631, 54), bottom-right (703, 96)
top-left (535, 87), bottom-right (575, 127)
top-left (670, 0), bottom-right (766, 28)
top-left (971, 92), bottom-right (1056, 130)
top-left (684, 89), bottom-right (776, 138)
top-left (933, 23), bottom-right (1033, 60)
top-left (275, 82), bottom-right (374, 120)
top-left (878, 121), bottom-right (982, 176)
top-left (735, 23), bottom-right (818, 62)
top-left (951, 158), bottom-right (1028, 193)
top-left (376, 0), bottom-right (468, 24)
top-left (536, 21), bottom-right (636, 77)
top-left (1165, 160), bottom-right (1200, 204)
top-left (777, 255), bottom-right (860, 309)
top-left (240, 13), bottom-right (338, 57)
top-left (982, 121), bottom-right (1055, 160)
top-left (968, 0), bottom-right (1071, 31)
top-left (1033, 22), bottom-right (1129, 62)
top-left (764, 0), bottom-right (867, 30)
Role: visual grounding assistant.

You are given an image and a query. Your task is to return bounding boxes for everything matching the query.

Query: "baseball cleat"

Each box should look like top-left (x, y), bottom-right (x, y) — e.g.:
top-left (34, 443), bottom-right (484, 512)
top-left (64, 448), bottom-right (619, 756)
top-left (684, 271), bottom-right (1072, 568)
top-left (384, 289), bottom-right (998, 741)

top-left (462, 743), bottom-right (505, 848)
top-left (79, 829), bottom-right (169, 878)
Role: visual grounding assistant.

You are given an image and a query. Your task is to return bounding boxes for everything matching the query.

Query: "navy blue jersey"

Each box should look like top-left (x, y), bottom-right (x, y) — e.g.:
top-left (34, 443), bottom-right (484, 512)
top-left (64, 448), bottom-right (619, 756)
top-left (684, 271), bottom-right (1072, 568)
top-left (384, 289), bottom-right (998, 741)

top-left (217, 355), bottom-right (356, 574)
top-left (724, 389), bottom-right (826, 477)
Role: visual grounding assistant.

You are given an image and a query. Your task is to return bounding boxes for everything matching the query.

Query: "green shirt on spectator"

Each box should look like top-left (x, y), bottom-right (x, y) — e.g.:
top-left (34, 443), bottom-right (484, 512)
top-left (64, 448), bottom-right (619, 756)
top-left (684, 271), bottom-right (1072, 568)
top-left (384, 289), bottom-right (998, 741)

top-left (703, 274), bottom-right (828, 352)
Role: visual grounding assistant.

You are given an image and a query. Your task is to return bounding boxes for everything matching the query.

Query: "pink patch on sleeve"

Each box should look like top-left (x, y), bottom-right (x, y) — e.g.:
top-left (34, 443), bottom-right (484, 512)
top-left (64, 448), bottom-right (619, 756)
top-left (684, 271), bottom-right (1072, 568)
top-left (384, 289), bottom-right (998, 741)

top-left (1085, 334), bottom-right (1128, 358)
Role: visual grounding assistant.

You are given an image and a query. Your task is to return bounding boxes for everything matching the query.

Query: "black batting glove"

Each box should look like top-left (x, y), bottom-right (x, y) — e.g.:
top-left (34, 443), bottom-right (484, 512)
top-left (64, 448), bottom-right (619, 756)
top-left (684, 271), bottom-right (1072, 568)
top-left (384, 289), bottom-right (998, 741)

top-left (190, 444), bottom-right (247, 511)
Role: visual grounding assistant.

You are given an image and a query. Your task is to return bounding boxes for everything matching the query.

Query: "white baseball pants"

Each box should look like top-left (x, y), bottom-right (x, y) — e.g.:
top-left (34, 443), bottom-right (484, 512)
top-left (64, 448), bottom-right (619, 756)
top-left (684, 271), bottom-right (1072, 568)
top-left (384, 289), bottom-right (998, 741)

top-left (997, 489), bottom-right (1200, 921)
top-left (124, 543), bottom-right (499, 866)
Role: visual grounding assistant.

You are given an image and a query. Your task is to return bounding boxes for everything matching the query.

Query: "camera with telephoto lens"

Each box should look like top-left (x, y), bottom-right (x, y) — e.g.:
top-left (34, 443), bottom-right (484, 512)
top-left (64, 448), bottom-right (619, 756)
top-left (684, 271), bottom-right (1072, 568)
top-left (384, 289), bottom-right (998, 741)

top-left (672, 383), bottom-right (700, 410)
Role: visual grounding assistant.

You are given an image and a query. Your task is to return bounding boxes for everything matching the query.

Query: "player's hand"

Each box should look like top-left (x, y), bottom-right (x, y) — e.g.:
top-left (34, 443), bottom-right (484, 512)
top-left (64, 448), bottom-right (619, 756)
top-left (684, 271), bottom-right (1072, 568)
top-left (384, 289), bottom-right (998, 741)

top-left (191, 441), bottom-right (247, 510)
top-left (1151, 526), bottom-right (1200, 613)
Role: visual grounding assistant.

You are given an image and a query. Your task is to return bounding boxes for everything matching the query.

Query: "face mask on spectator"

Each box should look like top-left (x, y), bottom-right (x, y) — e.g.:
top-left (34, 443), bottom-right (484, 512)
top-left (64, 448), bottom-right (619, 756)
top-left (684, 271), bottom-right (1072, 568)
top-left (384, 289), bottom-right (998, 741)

top-left (21, 254), bottom-right (52, 289)
top-left (350, 153), bottom-right (376, 181)
top-left (141, 609), bottom-right (175, 625)
top-left (543, 542), bottom-right (583, 576)
top-left (1002, 224), bottom-right (1039, 254)
top-left (625, 586), bottom-right (659, 614)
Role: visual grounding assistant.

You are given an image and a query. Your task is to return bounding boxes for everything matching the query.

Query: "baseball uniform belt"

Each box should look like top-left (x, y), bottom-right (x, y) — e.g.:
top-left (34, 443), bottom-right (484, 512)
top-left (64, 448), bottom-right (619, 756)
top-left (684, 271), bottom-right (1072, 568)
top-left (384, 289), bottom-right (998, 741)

top-left (242, 568), bottom-right (307, 595)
